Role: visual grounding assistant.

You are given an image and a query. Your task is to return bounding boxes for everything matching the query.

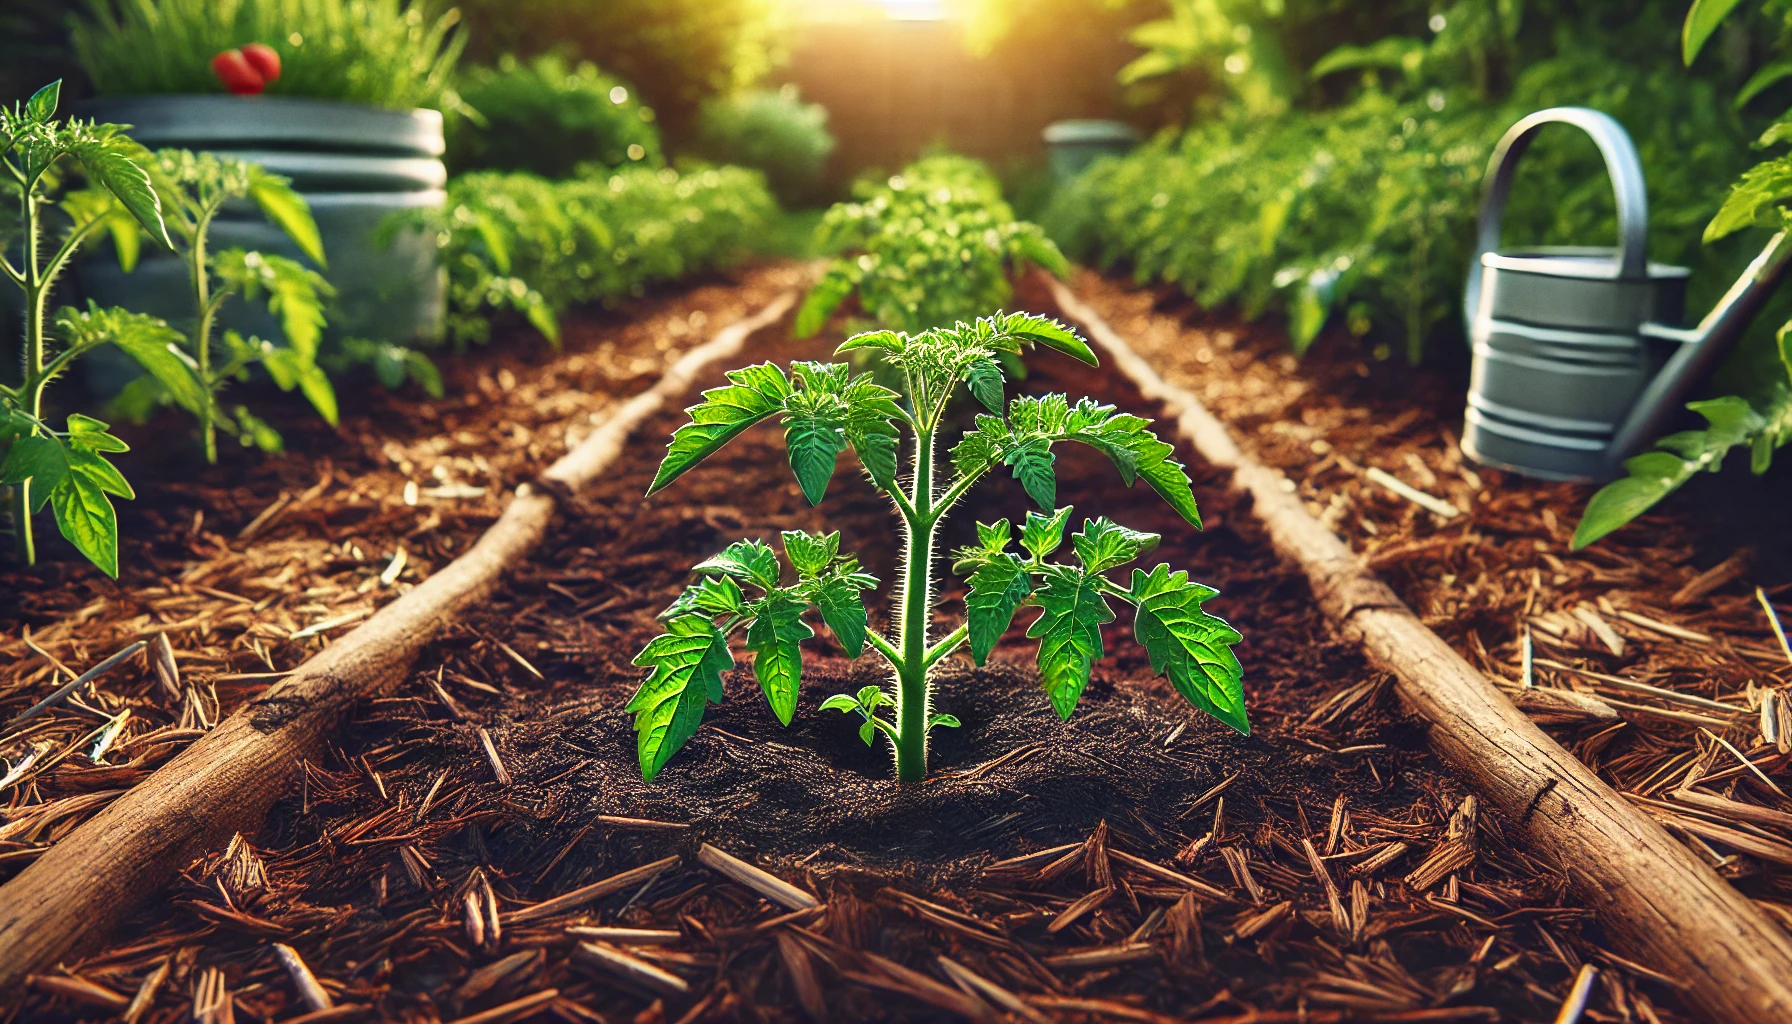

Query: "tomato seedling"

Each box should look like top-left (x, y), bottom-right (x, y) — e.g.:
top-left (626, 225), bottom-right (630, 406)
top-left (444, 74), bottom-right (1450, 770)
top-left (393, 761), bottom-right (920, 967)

top-left (630, 312), bottom-right (1246, 782)
top-left (2, 81), bottom-right (183, 577)
top-left (105, 149), bottom-right (338, 459)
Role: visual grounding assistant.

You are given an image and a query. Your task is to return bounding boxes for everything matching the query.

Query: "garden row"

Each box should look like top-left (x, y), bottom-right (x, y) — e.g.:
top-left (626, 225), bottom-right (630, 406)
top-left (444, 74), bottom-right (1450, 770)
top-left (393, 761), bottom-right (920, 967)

top-left (0, 266), bottom-right (1727, 1024)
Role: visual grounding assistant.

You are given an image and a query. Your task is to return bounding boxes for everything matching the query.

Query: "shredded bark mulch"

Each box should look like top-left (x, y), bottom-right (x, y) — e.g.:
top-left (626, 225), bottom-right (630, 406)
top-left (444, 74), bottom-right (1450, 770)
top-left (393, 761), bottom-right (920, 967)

top-left (6, 262), bottom-right (1784, 1022)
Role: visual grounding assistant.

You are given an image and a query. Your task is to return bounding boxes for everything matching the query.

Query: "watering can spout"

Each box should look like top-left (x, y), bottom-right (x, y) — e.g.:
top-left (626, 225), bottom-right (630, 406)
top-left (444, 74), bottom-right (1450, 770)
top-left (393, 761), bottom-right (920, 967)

top-left (1604, 230), bottom-right (1792, 472)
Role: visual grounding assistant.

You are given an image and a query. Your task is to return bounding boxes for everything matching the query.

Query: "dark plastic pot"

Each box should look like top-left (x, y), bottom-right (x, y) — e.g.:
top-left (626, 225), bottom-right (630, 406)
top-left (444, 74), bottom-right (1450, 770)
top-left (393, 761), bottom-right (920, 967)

top-left (1042, 120), bottom-right (1141, 184)
top-left (75, 95), bottom-right (446, 349)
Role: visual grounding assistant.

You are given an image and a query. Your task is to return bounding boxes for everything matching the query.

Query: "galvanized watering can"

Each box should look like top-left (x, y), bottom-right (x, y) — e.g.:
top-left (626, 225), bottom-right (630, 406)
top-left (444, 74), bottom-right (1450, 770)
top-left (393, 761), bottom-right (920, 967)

top-left (1462, 107), bottom-right (1792, 481)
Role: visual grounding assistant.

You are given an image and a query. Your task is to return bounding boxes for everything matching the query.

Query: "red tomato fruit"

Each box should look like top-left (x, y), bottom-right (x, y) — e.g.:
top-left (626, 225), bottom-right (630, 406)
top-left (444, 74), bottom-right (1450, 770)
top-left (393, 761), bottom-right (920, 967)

top-left (240, 43), bottom-right (282, 84)
top-left (211, 49), bottom-right (265, 95)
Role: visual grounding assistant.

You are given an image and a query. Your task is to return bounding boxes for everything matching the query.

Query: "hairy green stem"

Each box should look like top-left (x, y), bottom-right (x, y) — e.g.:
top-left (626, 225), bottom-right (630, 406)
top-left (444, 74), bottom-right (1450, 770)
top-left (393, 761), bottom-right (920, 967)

top-left (892, 426), bottom-right (939, 783)
top-left (12, 187), bottom-right (44, 565)
top-left (189, 209), bottom-right (217, 463)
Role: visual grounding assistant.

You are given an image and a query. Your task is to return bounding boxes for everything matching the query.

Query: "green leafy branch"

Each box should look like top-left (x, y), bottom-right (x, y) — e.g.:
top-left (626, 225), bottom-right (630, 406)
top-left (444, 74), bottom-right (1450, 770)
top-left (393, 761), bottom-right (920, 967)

top-left (2, 80), bottom-right (173, 575)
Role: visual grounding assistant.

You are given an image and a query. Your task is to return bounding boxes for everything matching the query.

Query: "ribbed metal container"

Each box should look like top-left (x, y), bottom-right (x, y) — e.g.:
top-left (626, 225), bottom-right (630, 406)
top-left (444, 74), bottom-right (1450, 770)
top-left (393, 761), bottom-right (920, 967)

top-left (1462, 108), bottom-right (1685, 481)
top-left (76, 94), bottom-right (446, 348)
top-left (1042, 120), bottom-right (1141, 184)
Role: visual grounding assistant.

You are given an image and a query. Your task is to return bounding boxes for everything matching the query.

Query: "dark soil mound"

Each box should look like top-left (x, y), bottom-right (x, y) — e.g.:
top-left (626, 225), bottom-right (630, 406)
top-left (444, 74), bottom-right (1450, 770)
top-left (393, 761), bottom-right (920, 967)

top-left (488, 659), bottom-right (1271, 882)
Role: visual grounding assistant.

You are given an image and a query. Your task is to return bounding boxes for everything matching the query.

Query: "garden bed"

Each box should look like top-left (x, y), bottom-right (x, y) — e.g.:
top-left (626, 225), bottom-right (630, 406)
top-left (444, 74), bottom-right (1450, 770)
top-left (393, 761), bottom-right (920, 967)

top-left (8, 263), bottom-right (1780, 1022)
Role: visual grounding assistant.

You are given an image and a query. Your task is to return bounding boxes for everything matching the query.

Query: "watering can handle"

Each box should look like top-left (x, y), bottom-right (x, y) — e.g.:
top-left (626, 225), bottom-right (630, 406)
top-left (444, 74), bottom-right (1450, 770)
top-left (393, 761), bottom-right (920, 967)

top-left (1463, 107), bottom-right (1650, 334)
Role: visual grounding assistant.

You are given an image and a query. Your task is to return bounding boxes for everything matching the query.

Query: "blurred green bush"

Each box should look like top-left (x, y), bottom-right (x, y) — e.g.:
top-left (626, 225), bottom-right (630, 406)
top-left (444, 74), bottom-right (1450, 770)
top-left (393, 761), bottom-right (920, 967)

top-left (455, 0), bottom-right (784, 142)
top-left (451, 54), bottom-right (663, 178)
top-left (695, 86), bottom-right (835, 207)
top-left (417, 165), bottom-right (777, 350)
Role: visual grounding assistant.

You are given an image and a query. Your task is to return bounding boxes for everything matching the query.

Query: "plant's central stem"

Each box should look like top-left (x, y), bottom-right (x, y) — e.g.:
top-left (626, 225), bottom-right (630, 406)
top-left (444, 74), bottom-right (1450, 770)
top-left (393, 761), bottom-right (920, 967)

top-left (12, 190), bottom-right (44, 566)
top-left (190, 211), bottom-right (218, 464)
top-left (893, 426), bottom-right (938, 783)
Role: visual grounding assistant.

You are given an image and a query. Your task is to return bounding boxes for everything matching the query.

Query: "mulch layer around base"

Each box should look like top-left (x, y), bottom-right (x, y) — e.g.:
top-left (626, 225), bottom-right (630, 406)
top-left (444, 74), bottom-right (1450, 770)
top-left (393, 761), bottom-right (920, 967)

top-left (6, 262), bottom-right (1782, 1022)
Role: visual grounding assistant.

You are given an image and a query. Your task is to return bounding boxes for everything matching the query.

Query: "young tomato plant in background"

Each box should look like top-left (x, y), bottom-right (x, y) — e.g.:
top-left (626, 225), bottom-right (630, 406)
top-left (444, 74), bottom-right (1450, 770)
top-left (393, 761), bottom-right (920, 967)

top-left (102, 149), bottom-right (339, 459)
top-left (795, 156), bottom-right (1068, 339)
top-left (629, 312), bottom-right (1246, 783)
top-left (2, 80), bottom-right (188, 577)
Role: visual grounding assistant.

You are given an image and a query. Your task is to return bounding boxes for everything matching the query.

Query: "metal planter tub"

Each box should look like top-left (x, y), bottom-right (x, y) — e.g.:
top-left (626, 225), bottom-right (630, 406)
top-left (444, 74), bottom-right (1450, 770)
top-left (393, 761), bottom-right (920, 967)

top-left (76, 95), bottom-right (446, 348)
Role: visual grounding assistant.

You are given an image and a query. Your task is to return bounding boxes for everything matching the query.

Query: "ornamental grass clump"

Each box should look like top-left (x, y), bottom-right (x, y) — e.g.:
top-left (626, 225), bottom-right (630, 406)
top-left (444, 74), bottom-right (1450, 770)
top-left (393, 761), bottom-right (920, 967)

top-left (628, 312), bottom-right (1247, 783)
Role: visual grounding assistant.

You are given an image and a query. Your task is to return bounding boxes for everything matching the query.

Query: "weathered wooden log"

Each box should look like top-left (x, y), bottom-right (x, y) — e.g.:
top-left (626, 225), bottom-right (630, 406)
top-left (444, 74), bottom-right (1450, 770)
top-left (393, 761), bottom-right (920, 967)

top-left (1047, 275), bottom-right (1792, 1024)
top-left (0, 292), bottom-right (796, 992)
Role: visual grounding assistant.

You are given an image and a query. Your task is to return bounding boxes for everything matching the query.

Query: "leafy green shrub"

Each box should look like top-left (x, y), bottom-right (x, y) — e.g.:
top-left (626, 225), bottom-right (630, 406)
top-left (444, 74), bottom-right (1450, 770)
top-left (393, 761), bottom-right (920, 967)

top-left (1573, 0), bottom-right (1792, 548)
top-left (73, 0), bottom-right (464, 110)
top-left (457, 0), bottom-right (783, 139)
top-left (797, 156), bottom-right (1069, 338)
top-left (422, 164), bottom-right (776, 349)
top-left (450, 54), bottom-right (663, 178)
top-left (694, 86), bottom-right (834, 207)
top-left (630, 313), bottom-right (1244, 782)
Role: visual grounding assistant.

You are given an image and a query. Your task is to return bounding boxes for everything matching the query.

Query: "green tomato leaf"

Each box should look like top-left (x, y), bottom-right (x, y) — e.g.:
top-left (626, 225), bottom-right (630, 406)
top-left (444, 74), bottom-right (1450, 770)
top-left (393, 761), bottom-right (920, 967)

top-left (1020, 505), bottom-right (1074, 561)
top-left (784, 410), bottom-right (846, 505)
top-left (248, 166), bottom-right (326, 267)
top-left (811, 573), bottom-right (871, 658)
top-left (1705, 154), bottom-right (1792, 242)
top-left (1572, 452), bottom-right (1700, 550)
top-left (1026, 565), bottom-right (1113, 719)
top-left (1072, 516), bottom-right (1161, 573)
top-left (694, 539), bottom-right (783, 591)
top-left (1130, 564), bottom-right (1247, 735)
top-left (1064, 405), bottom-right (1203, 528)
top-left (976, 518), bottom-right (1011, 555)
top-left (991, 312), bottom-right (1097, 366)
top-left (73, 136), bottom-right (171, 250)
top-left (781, 529), bottom-right (837, 577)
top-left (844, 376), bottom-right (902, 492)
top-left (1, 435), bottom-right (70, 506)
top-left (1005, 436), bottom-right (1057, 510)
top-left (1684, 0), bottom-right (1748, 64)
top-left (26, 80), bottom-right (60, 123)
top-left (231, 406), bottom-right (285, 453)
top-left (746, 590), bottom-right (814, 725)
top-left (964, 551), bottom-right (1031, 666)
top-left (650, 362), bottom-right (791, 495)
top-left (68, 449), bottom-right (134, 499)
top-left (1571, 394), bottom-right (1776, 549)
top-left (56, 305), bottom-right (205, 416)
top-left (856, 684), bottom-right (890, 710)
top-left (65, 414), bottom-right (129, 453)
top-left (965, 356), bottom-right (1005, 413)
top-left (692, 574), bottom-right (747, 615)
top-left (835, 330), bottom-right (906, 355)
top-left (627, 614), bottom-right (733, 781)
top-left (927, 713), bottom-right (960, 730)
top-left (820, 694), bottom-right (860, 713)
top-left (859, 719), bottom-right (877, 746)
top-left (50, 469), bottom-right (121, 578)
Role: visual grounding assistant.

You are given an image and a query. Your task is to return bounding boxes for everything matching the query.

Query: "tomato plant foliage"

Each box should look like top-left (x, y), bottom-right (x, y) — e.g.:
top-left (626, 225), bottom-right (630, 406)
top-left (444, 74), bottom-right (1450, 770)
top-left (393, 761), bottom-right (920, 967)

top-left (629, 312), bottom-right (1245, 783)
top-left (2, 81), bottom-right (174, 576)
